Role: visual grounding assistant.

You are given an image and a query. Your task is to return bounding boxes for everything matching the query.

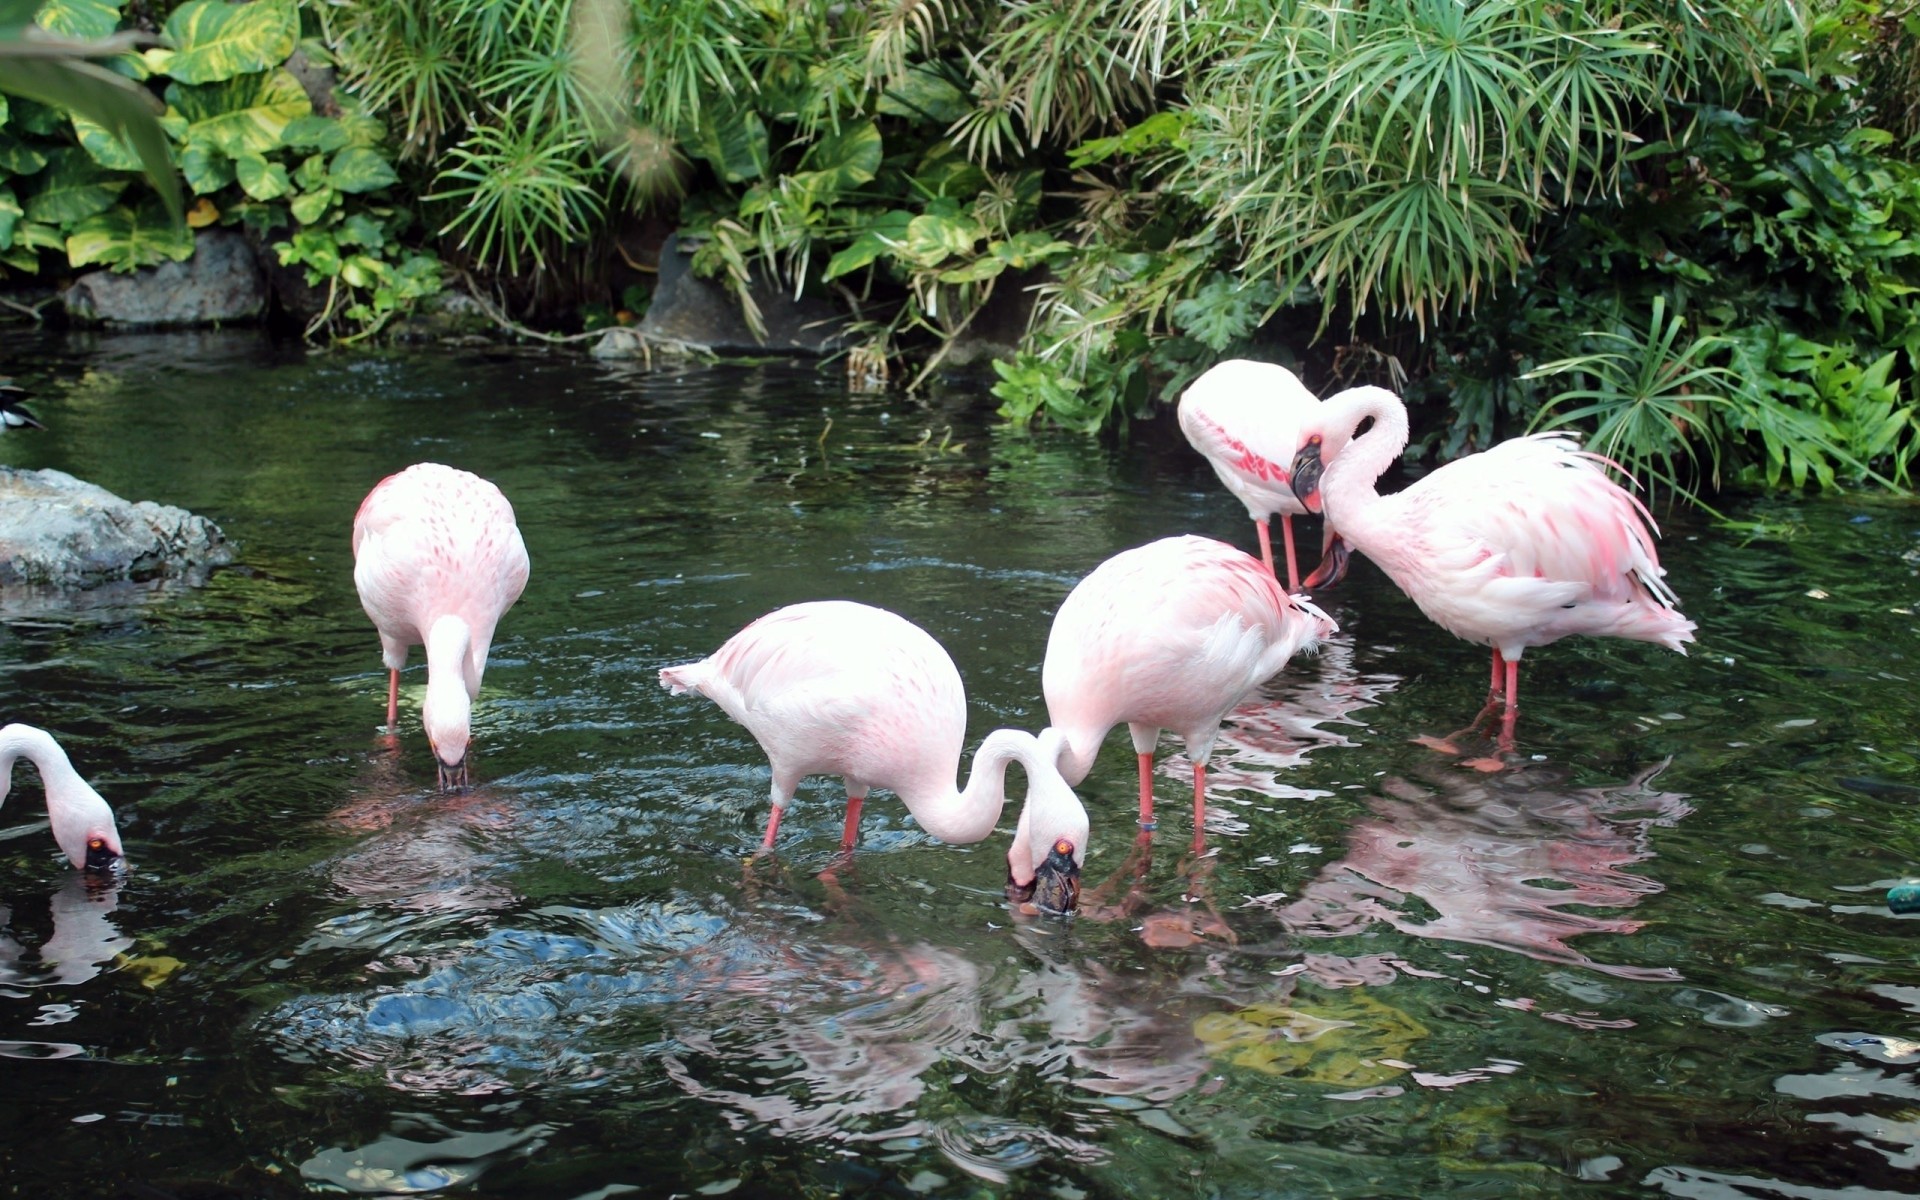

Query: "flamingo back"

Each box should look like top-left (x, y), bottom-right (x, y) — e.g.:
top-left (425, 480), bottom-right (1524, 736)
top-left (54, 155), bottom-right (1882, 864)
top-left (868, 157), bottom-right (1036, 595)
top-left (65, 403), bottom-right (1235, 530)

top-left (661, 601), bottom-right (967, 804)
top-left (1178, 360), bottom-right (1319, 522)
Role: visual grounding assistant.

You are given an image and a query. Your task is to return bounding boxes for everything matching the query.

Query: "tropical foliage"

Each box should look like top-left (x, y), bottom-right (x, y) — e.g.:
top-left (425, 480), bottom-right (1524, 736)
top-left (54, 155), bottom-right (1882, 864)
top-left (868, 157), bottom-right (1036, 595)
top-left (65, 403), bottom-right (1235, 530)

top-left (0, 0), bottom-right (1917, 504)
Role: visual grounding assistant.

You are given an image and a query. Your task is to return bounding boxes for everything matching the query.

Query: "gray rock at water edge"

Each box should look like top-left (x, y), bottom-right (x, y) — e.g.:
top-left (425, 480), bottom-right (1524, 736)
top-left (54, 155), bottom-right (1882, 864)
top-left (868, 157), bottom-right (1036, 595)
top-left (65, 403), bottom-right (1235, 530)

top-left (62, 229), bottom-right (268, 328)
top-left (0, 468), bottom-right (233, 588)
top-left (636, 231), bottom-right (852, 355)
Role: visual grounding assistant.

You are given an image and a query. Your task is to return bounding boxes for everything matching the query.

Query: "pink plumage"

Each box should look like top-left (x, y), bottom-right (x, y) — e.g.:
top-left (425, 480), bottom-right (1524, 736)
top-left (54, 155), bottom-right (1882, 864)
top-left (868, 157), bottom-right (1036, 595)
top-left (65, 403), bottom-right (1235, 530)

top-left (1178, 359), bottom-right (1325, 590)
top-left (1043, 535), bottom-right (1336, 844)
top-left (660, 600), bottom-right (1090, 911)
top-left (352, 463), bottom-right (530, 789)
top-left (1290, 386), bottom-right (1695, 751)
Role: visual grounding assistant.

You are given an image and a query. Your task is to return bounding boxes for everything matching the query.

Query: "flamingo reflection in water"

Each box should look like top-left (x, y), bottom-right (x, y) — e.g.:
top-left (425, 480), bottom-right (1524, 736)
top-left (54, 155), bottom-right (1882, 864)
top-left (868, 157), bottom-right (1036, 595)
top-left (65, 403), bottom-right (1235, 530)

top-left (0, 872), bottom-right (133, 989)
top-left (1270, 759), bottom-right (1692, 983)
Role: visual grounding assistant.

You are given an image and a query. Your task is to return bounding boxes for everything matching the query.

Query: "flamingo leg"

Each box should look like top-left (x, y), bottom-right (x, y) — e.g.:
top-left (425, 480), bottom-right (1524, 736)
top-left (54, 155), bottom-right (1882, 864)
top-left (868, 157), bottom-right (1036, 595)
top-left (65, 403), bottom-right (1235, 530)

top-left (385, 669), bottom-right (400, 731)
top-left (1190, 759), bottom-right (1208, 855)
top-left (1254, 519), bottom-right (1275, 577)
top-left (1498, 657), bottom-right (1521, 752)
top-left (838, 791), bottom-right (866, 853)
top-left (1136, 751), bottom-right (1157, 829)
top-left (1489, 648), bottom-right (1506, 700)
top-left (761, 804), bottom-right (784, 850)
top-left (1279, 514), bottom-right (1301, 593)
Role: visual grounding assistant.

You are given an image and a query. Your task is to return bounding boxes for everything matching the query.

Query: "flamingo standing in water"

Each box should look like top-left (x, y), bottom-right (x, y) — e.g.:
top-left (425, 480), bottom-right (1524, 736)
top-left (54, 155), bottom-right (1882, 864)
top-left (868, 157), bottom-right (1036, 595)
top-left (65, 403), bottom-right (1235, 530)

top-left (660, 600), bottom-right (1091, 913)
top-left (1178, 360), bottom-right (1325, 590)
top-left (1289, 386), bottom-right (1695, 752)
top-left (0, 724), bottom-right (124, 871)
top-left (1043, 535), bottom-right (1335, 846)
top-left (353, 463), bottom-right (530, 790)
top-left (1, 381), bottom-right (47, 432)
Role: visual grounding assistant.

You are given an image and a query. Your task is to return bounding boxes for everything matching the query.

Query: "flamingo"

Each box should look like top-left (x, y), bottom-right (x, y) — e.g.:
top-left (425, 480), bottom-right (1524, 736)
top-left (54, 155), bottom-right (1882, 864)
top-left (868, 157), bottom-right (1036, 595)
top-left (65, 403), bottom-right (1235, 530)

top-left (1288, 386), bottom-right (1695, 752)
top-left (1178, 359), bottom-right (1324, 590)
top-left (659, 600), bottom-right (1091, 913)
top-left (1043, 535), bottom-right (1336, 846)
top-left (0, 724), bottom-right (124, 871)
top-left (352, 463), bottom-right (530, 790)
top-left (1, 380), bottom-right (46, 432)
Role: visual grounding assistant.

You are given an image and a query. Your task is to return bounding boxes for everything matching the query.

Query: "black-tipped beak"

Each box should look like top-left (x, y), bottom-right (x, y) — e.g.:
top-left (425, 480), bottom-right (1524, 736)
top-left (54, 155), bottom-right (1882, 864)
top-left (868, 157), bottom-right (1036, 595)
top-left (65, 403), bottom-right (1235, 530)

top-left (1290, 439), bottom-right (1325, 512)
top-left (436, 757), bottom-right (470, 792)
top-left (1302, 531), bottom-right (1351, 590)
top-left (84, 837), bottom-right (123, 873)
top-left (1031, 838), bottom-right (1081, 915)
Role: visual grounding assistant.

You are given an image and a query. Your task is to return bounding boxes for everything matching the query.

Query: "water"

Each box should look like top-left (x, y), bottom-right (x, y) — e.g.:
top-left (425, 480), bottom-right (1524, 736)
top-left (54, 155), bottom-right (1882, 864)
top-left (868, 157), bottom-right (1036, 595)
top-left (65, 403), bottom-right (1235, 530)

top-left (1, 330), bottom-right (1917, 1199)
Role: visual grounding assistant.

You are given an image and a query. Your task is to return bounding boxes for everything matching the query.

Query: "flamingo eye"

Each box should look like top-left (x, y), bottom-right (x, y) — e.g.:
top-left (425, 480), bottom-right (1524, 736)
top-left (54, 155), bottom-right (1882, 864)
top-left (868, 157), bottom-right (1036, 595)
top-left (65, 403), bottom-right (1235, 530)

top-left (87, 837), bottom-right (105, 851)
top-left (1308, 434), bottom-right (1323, 445)
top-left (1052, 837), bottom-right (1075, 857)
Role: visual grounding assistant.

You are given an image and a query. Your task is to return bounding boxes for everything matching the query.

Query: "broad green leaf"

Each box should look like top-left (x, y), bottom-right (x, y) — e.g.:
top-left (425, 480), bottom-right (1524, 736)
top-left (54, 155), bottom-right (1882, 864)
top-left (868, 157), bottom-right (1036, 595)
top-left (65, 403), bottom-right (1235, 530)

top-left (876, 66), bottom-right (968, 125)
top-left (326, 146), bottom-right (397, 194)
top-left (0, 187), bottom-right (20, 250)
top-left (180, 142), bottom-right (234, 193)
top-left (14, 221), bottom-right (65, 250)
top-left (798, 120), bottom-right (880, 192)
top-left (682, 104), bottom-right (766, 184)
top-left (0, 245), bottom-right (36, 272)
top-left (166, 69), bottom-right (311, 157)
top-left (163, 0), bottom-right (299, 85)
top-left (2, 61), bottom-right (181, 221)
top-left (7, 96), bottom-right (64, 138)
top-left (913, 144), bottom-right (986, 200)
top-left (291, 151), bottom-right (326, 190)
top-left (235, 152), bottom-right (291, 200)
top-left (72, 111), bottom-right (146, 171)
top-left (276, 228), bottom-right (340, 277)
top-left (0, 95), bottom-right (9, 126)
top-left (141, 47), bottom-right (176, 76)
top-left (340, 253), bottom-right (384, 288)
top-left (35, 0), bottom-right (121, 41)
top-left (66, 200), bottom-right (194, 271)
top-left (23, 147), bottom-right (127, 224)
top-left (937, 255), bottom-right (1005, 285)
top-left (899, 211), bottom-right (980, 268)
top-left (823, 210), bottom-right (913, 280)
top-left (289, 184), bottom-right (334, 223)
top-left (0, 134), bottom-right (49, 176)
top-left (337, 211), bottom-right (386, 249)
top-left (280, 114), bottom-right (349, 152)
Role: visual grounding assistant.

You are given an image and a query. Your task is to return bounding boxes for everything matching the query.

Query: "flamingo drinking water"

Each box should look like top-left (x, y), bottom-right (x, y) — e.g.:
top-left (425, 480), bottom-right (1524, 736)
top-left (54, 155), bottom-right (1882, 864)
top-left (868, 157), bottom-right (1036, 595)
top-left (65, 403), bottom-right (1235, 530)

top-left (1043, 535), bottom-right (1335, 847)
top-left (1289, 386), bottom-right (1695, 752)
top-left (353, 463), bottom-right (530, 790)
top-left (0, 724), bottom-right (123, 871)
top-left (660, 600), bottom-right (1091, 913)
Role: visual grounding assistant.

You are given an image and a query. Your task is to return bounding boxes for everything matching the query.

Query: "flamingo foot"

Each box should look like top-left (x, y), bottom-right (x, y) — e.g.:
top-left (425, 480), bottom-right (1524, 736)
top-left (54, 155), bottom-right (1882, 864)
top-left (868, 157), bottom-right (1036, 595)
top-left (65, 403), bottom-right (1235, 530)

top-left (1461, 754), bottom-right (1511, 773)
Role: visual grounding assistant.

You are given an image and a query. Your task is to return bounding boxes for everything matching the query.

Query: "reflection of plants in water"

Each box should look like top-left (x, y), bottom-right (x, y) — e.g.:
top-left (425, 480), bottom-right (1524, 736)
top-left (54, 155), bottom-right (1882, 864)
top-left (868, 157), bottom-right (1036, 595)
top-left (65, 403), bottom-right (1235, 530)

top-left (1195, 989), bottom-right (1428, 1088)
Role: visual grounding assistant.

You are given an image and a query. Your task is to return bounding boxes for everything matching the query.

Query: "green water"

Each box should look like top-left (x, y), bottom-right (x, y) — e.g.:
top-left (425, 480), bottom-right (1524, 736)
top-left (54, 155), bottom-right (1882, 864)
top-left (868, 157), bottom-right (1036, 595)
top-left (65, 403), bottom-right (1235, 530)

top-left (1, 330), bottom-right (1917, 1199)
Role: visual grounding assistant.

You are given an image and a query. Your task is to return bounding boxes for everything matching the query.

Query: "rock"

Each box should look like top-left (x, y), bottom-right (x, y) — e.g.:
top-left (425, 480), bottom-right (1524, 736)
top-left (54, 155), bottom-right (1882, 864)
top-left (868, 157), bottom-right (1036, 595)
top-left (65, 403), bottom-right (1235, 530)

top-left (636, 231), bottom-right (851, 355)
top-left (62, 230), bottom-right (268, 328)
top-left (589, 327), bottom-right (650, 359)
top-left (0, 468), bottom-right (232, 588)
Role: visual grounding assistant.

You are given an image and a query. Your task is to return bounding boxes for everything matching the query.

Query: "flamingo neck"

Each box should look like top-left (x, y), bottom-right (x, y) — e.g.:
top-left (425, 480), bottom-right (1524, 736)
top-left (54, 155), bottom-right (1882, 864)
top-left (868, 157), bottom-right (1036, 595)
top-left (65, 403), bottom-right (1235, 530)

top-left (425, 615), bottom-right (476, 696)
top-left (910, 728), bottom-right (1033, 844)
top-left (1319, 386), bottom-right (1409, 533)
top-left (1049, 726), bottom-right (1102, 787)
top-left (0, 723), bottom-right (78, 808)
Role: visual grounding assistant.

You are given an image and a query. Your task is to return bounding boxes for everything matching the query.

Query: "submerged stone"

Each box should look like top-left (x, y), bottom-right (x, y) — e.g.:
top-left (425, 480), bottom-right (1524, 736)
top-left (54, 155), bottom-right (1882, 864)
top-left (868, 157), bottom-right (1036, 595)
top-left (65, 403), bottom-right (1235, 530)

top-left (0, 467), bottom-right (232, 588)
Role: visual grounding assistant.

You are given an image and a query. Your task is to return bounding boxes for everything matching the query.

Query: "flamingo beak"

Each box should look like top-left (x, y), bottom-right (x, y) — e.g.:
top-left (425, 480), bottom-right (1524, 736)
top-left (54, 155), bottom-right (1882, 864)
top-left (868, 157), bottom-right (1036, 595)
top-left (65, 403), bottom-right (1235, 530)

top-left (1302, 531), bottom-right (1351, 590)
top-left (1289, 439), bottom-right (1325, 512)
top-left (435, 754), bottom-right (470, 792)
top-left (1030, 837), bottom-right (1081, 915)
top-left (84, 836), bottom-right (123, 874)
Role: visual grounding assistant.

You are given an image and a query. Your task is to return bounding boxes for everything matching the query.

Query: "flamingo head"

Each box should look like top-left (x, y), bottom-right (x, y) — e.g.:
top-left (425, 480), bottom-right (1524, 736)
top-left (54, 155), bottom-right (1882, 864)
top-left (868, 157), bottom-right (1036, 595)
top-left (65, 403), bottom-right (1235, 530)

top-left (1030, 836), bottom-right (1082, 915)
top-left (47, 785), bottom-right (123, 874)
top-left (1006, 729), bottom-right (1089, 914)
top-left (1289, 433), bottom-right (1327, 512)
top-left (1301, 528), bottom-right (1351, 590)
top-left (421, 678), bottom-right (472, 792)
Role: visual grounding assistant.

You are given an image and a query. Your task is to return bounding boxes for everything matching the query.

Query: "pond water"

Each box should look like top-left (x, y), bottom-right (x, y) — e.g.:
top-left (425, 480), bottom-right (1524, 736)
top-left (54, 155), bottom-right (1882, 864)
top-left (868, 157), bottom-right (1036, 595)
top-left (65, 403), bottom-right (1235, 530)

top-left (1, 329), bottom-right (1918, 1200)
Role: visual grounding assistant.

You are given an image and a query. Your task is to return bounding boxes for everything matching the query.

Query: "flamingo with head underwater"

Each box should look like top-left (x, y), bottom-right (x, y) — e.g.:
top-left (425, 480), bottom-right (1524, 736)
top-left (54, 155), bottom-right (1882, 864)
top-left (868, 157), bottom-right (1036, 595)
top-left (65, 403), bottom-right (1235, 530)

top-left (1043, 535), bottom-right (1335, 848)
top-left (660, 600), bottom-right (1091, 914)
top-left (353, 463), bottom-right (530, 790)
top-left (1288, 385), bottom-right (1695, 754)
top-left (1178, 359), bottom-right (1325, 590)
top-left (0, 724), bottom-right (124, 872)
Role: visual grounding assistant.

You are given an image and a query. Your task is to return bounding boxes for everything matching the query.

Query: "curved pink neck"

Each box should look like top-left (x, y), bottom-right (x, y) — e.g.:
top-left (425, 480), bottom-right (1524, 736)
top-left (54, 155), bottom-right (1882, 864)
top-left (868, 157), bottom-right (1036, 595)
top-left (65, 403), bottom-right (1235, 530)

top-left (907, 728), bottom-right (1035, 845)
top-left (1320, 386), bottom-right (1410, 528)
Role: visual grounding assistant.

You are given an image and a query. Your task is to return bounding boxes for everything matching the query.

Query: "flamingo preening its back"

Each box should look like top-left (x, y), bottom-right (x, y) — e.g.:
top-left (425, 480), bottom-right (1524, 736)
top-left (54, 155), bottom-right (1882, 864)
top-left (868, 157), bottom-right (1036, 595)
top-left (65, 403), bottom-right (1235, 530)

top-left (1178, 359), bottom-right (1325, 590)
top-left (1289, 386), bottom-right (1695, 752)
top-left (352, 463), bottom-right (530, 790)
top-left (0, 724), bottom-right (123, 872)
top-left (660, 600), bottom-right (1091, 914)
top-left (1043, 535), bottom-right (1336, 848)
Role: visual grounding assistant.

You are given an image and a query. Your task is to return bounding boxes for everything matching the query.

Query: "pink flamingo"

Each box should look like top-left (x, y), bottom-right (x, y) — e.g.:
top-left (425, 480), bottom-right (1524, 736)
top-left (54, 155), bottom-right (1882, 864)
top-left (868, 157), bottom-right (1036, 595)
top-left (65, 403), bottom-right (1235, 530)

top-left (1289, 386), bottom-right (1695, 752)
top-left (0, 723), bottom-right (124, 871)
top-left (659, 600), bottom-right (1091, 913)
top-left (1178, 359), bottom-right (1325, 590)
top-left (352, 463), bottom-right (530, 790)
top-left (1043, 535), bottom-right (1336, 846)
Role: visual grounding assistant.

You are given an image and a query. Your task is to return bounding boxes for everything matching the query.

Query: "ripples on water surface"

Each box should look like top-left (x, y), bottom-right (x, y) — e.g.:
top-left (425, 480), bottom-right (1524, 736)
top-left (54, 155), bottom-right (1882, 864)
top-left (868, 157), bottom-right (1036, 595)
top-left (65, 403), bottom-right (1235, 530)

top-left (1, 330), bottom-right (1918, 1199)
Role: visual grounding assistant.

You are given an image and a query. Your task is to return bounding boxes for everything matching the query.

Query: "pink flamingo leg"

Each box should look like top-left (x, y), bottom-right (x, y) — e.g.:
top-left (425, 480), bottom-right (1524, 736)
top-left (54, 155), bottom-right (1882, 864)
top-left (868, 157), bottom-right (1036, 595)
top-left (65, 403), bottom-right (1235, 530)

top-left (1489, 648), bottom-right (1505, 699)
top-left (1136, 751), bottom-right (1156, 829)
top-left (838, 791), bottom-right (866, 853)
top-left (1279, 513), bottom-right (1300, 593)
top-left (1191, 760), bottom-right (1208, 854)
top-left (385, 669), bottom-right (400, 731)
top-left (1498, 656), bottom-right (1521, 751)
top-left (1254, 519), bottom-right (1275, 577)
top-left (761, 804), bottom-right (784, 850)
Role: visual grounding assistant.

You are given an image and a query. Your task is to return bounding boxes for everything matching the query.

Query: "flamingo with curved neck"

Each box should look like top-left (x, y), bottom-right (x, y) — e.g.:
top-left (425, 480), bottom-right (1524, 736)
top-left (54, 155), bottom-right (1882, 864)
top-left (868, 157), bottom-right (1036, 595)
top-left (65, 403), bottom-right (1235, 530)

top-left (0, 724), bottom-right (124, 872)
top-left (1290, 386), bottom-right (1696, 752)
top-left (1043, 535), bottom-right (1336, 846)
top-left (660, 601), bottom-right (1090, 912)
